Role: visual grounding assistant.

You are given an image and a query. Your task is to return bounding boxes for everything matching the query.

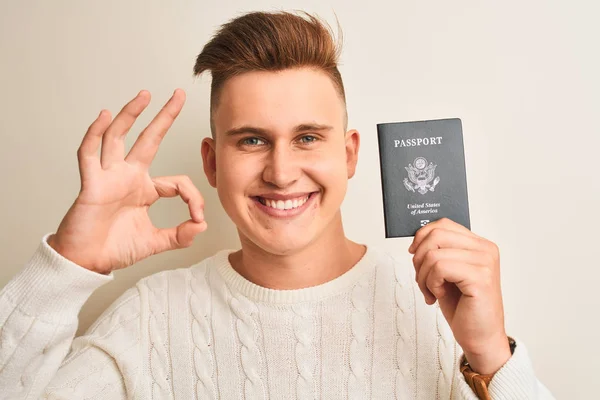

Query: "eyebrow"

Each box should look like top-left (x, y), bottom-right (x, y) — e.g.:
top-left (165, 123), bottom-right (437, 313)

top-left (224, 123), bottom-right (334, 137)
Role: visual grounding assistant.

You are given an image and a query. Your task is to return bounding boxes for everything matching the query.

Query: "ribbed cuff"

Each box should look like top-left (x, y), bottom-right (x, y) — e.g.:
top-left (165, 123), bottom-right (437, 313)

top-left (457, 336), bottom-right (540, 399)
top-left (2, 233), bottom-right (114, 323)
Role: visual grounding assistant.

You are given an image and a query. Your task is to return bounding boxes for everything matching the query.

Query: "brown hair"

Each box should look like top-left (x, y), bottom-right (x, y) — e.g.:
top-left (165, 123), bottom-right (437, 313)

top-left (193, 10), bottom-right (346, 136)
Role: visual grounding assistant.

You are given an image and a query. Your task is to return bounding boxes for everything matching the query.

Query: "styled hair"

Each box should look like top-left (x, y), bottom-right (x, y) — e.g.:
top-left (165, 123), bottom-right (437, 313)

top-left (193, 10), bottom-right (346, 136)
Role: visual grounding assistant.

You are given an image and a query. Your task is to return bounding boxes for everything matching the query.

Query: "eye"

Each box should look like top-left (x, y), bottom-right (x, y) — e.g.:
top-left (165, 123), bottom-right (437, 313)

top-left (298, 135), bottom-right (318, 144)
top-left (240, 137), bottom-right (266, 146)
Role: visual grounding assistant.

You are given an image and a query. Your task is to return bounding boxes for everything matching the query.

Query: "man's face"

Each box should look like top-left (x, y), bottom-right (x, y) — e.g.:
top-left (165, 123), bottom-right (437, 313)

top-left (202, 67), bottom-right (359, 255)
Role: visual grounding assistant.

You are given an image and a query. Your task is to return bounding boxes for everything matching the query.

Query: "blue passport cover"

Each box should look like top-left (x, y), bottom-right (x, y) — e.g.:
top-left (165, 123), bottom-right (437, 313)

top-left (376, 118), bottom-right (471, 238)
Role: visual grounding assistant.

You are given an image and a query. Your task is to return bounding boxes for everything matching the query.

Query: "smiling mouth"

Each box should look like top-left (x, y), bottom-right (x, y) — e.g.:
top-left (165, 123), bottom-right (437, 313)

top-left (256, 193), bottom-right (316, 210)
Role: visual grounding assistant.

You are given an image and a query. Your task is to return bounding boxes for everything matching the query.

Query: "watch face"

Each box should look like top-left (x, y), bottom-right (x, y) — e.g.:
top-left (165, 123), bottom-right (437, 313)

top-left (509, 336), bottom-right (517, 354)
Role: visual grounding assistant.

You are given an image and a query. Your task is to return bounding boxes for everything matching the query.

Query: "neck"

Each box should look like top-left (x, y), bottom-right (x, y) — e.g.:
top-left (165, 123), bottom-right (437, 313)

top-left (229, 212), bottom-right (366, 290)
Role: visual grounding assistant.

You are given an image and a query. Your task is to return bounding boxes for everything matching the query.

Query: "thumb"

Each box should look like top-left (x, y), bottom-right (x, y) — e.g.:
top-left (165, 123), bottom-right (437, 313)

top-left (153, 219), bottom-right (208, 253)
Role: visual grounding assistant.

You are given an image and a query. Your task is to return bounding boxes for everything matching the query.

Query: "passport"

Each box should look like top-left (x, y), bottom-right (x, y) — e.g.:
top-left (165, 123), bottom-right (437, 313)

top-left (376, 118), bottom-right (471, 238)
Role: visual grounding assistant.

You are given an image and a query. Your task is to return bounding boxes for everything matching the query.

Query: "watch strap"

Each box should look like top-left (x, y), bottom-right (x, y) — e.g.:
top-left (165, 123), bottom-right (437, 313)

top-left (460, 336), bottom-right (516, 400)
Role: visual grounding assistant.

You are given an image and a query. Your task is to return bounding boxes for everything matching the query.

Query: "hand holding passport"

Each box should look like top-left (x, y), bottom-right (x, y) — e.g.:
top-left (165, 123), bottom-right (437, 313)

top-left (377, 118), bottom-right (471, 237)
top-left (378, 119), bottom-right (514, 378)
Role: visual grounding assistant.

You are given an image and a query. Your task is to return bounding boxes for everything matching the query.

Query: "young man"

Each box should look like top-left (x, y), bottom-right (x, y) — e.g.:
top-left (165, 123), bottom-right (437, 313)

top-left (0, 10), bottom-right (553, 399)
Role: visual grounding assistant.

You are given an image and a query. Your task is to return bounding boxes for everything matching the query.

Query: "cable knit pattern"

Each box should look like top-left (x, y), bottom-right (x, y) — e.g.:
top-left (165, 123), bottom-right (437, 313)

top-left (46, 290), bottom-right (141, 399)
top-left (436, 303), bottom-right (455, 399)
top-left (81, 290), bottom-right (139, 336)
top-left (146, 275), bottom-right (173, 400)
top-left (292, 303), bottom-right (317, 398)
top-left (0, 239), bottom-right (555, 399)
top-left (347, 278), bottom-right (372, 399)
top-left (62, 289), bottom-right (139, 364)
top-left (394, 260), bottom-right (417, 399)
top-left (190, 267), bottom-right (217, 399)
top-left (0, 307), bottom-right (34, 371)
top-left (9, 320), bottom-right (48, 397)
top-left (229, 292), bottom-right (266, 399)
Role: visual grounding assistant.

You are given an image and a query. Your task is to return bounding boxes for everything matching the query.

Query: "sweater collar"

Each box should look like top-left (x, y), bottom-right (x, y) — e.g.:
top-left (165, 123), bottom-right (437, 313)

top-left (212, 246), bottom-right (378, 304)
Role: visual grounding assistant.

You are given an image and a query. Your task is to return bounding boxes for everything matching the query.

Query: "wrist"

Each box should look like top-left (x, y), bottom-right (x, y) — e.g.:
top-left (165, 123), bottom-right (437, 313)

top-left (47, 234), bottom-right (109, 275)
top-left (463, 335), bottom-right (512, 375)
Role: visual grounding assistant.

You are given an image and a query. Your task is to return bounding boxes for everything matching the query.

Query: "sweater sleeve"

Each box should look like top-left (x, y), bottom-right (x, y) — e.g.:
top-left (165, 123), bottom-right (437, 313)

top-left (0, 233), bottom-right (142, 399)
top-left (453, 337), bottom-right (556, 399)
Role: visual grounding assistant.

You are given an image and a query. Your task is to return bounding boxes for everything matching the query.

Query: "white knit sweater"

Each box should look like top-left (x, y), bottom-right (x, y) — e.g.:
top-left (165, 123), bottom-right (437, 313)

top-left (0, 233), bottom-right (554, 399)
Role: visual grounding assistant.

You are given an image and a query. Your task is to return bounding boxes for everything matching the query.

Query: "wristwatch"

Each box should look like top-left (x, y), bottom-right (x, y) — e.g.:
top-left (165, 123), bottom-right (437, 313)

top-left (459, 336), bottom-right (517, 400)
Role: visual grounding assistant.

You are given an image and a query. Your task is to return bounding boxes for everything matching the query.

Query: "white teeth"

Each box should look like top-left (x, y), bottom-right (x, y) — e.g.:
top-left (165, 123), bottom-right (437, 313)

top-left (261, 195), bottom-right (310, 210)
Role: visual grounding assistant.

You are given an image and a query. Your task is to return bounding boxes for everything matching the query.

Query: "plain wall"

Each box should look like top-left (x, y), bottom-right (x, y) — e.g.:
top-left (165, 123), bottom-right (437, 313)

top-left (1, 1), bottom-right (598, 398)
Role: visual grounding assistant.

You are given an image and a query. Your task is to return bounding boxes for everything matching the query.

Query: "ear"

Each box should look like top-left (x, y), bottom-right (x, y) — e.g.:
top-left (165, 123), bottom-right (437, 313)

top-left (345, 129), bottom-right (360, 179)
top-left (201, 137), bottom-right (217, 188)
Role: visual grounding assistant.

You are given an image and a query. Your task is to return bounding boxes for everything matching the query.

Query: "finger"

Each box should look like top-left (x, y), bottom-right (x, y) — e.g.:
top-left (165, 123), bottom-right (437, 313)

top-left (77, 109), bottom-right (112, 180)
top-left (154, 219), bottom-right (208, 253)
top-left (100, 90), bottom-right (151, 168)
top-left (412, 228), bottom-right (484, 269)
top-left (409, 217), bottom-right (473, 253)
top-left (152, 175), bottom-right (205, 223)
top-left (416, 249), bottom-right (487, 302)
top-left (424, 260), bottom-right (480, 307)
top-left (125, 88), bottom-right (186, 168)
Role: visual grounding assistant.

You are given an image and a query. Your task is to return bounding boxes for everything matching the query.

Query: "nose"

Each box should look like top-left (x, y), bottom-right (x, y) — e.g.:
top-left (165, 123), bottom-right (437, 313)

top-left (262, 143), bottom-right (301, 188)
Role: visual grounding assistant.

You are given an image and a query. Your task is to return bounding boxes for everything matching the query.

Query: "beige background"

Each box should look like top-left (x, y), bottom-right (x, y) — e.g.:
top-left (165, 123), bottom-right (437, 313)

top-left (1, 1), bottom-right (598, 398)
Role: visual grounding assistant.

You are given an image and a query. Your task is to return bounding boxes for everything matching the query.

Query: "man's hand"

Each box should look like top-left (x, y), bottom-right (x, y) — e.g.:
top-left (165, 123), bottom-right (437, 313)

top-left (48, 89), bottom-right (207, 274)
top-left (409, 218), bottom-right (512, 375)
